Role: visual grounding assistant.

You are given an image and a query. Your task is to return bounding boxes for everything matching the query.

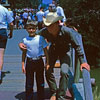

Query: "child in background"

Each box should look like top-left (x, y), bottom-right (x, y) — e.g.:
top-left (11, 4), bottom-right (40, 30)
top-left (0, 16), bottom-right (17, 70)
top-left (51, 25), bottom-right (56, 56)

top-left (19, 17), bottom-right (24, 29)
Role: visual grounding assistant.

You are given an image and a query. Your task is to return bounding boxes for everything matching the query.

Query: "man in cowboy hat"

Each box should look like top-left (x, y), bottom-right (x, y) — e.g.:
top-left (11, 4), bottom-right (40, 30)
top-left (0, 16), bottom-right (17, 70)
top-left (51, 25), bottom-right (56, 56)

top-left (19, 12), bottom-right (90, 100)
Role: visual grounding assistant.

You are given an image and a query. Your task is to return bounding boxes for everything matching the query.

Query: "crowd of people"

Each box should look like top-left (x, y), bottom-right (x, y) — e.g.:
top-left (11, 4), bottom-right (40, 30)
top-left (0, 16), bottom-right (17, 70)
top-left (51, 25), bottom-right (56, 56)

top-left (5, 0), bottom-right (67, 30)
top-left (0, 0), bottom-right (91, 100)
top-left (7, 8), bottom-right (37, 29)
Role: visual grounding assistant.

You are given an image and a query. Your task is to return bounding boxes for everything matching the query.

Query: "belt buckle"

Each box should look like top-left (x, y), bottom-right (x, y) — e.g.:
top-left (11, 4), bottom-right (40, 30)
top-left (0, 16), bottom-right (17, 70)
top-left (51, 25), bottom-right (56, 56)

top-left (32, 56), bottom-right (41, 60)
top-left (32, 58), bottom-right (38, 60)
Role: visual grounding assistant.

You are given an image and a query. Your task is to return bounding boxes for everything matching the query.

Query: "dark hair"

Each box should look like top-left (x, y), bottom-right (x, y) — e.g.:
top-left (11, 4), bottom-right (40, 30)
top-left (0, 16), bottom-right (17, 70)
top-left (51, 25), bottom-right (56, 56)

top-left (40, 7), bottom-right (44, 10)
top-left (49, 4), bottom-right (56, 12)
top-left (26, 20), bottom-right (38, 27)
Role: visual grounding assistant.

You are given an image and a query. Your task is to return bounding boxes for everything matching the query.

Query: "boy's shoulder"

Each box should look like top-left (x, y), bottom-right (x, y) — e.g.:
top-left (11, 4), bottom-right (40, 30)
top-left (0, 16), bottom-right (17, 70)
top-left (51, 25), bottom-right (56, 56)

top-left (23, 36), bottom-right (28, 41)
top-left (36, 35), bottom-right (44, 38)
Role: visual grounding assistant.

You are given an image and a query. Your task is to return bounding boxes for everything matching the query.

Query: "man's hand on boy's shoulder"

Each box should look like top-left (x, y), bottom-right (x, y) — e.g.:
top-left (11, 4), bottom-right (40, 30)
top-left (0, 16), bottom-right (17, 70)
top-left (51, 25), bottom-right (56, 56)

top-left (19, 42), bottom-right (27, 51)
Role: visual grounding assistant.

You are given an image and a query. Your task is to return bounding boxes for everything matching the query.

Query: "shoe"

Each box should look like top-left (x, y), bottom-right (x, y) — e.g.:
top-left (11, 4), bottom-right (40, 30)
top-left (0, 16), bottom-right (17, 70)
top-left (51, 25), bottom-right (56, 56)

top-left (50, 95), bottom-right (56, 100)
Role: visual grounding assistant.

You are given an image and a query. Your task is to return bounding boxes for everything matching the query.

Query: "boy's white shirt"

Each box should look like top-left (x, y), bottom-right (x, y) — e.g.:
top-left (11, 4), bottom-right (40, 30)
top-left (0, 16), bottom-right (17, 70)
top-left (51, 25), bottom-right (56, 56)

top-left (22, 35), bottom-right (48, 58)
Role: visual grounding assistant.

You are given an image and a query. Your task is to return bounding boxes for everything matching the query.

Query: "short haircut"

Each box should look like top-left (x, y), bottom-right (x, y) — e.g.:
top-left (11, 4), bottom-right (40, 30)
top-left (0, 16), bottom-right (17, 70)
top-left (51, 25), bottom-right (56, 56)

top-left (26, 20), bottom-right (38, 28)
top-left (40, 7), bottom-right (44, 10)
top-left (49, 4), bottom-right (56, 12)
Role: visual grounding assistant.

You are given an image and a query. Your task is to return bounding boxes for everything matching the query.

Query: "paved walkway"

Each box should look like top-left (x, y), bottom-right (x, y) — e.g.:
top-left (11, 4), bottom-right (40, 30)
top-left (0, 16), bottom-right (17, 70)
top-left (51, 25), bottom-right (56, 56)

top-left (0, 29), bottom-right (61, 100)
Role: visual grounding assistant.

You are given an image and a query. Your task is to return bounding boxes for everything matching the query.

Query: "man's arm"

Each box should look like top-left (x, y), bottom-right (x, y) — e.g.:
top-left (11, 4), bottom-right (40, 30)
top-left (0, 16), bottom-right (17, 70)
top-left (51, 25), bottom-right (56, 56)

top-left (8, 22), bottom-right (13, 38)
top-left (63, 26), bottom-right (90, 71)
top-left (72, 32), bottom-right (90, 71)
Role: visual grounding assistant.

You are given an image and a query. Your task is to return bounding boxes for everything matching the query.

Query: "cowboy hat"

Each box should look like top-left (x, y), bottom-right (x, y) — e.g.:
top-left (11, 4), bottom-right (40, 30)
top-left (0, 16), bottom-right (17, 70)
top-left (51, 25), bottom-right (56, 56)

top-left (43, 12), bottom-right (63, 26)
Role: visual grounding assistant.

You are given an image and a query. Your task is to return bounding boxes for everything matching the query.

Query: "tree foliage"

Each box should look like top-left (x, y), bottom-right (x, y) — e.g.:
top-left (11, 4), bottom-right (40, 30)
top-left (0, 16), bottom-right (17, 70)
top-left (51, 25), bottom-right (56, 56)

top-left (59, 0), bottom-right (100, 66)
top-left (9, 0), bottom-right (39, 8)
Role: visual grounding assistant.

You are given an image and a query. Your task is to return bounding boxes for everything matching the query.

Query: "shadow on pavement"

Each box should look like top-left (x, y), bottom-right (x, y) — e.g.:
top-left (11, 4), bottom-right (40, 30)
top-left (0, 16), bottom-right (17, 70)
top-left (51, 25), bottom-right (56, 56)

top-left (0, 71), bottom-right (11, 84)
top-left (15, 91), bottom-right (25, 100)
top-left (2, 71), bottom-right (11, 78)
top-left (15, 88), bottom-right (50, 100)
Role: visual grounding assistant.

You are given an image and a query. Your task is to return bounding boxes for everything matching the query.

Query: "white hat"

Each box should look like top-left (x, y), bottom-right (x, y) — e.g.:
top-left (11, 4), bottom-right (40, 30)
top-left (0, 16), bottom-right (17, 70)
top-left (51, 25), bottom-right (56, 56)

top-left (43, 12), bottom-right (63, 26)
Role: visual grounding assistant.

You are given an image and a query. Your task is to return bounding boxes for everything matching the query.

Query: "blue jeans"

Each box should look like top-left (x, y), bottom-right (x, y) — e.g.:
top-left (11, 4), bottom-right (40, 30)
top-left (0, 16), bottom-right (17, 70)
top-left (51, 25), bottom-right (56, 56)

top-left (25, 57), bottom-right (44, 100)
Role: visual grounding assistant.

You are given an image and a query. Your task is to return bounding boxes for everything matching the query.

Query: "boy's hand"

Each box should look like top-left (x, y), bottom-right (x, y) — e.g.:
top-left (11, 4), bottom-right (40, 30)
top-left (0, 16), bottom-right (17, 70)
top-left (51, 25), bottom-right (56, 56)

top-left (22, 66), bottom-right (26, 74)
top-left (80, 63), bottom-right (90, 71)
top-left (19, 43), bottom-right (27, 51)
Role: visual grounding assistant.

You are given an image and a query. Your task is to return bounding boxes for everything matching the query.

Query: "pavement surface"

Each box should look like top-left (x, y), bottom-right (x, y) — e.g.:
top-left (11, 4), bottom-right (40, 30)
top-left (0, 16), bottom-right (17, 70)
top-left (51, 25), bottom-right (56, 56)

top-left (0, 29), bottom-right (61, 100)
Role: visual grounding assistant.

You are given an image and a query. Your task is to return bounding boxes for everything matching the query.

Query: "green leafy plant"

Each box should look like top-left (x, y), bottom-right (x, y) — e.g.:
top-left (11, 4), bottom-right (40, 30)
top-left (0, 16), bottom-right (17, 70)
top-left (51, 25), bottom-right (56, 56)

top-left (93, 86), bottom-right (100, 100)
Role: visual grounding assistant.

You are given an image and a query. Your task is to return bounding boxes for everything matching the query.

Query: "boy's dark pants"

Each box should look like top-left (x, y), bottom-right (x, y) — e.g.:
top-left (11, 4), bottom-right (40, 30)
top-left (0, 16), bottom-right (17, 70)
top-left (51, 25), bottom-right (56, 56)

top-left (25, 57), bottom-right (44, 100)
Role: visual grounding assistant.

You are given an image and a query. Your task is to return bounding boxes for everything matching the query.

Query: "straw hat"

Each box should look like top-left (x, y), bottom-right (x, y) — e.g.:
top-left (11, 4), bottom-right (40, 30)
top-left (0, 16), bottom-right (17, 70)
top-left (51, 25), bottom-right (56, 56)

top-left (43, 12), bottom-right (63, 26)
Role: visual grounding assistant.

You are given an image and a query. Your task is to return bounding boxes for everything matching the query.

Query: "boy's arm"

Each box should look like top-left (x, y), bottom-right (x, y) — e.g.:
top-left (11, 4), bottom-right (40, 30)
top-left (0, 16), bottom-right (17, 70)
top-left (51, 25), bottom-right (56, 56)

top-left (43, 47), bottom-right (50, 70)
top-left (22, 51), bottom-right (26, 74)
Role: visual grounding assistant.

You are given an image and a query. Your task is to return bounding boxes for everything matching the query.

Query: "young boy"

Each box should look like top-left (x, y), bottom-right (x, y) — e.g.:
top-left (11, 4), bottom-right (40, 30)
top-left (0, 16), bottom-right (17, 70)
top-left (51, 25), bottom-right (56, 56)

top-left (21, 20), bottom-right (49, 100)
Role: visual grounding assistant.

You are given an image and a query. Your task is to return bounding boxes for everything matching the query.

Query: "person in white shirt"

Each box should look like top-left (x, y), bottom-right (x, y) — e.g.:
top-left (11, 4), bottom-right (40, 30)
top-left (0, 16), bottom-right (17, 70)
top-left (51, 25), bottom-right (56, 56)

top-left (36, 7), bottom-right (44, 30)
top-left (44, 4), bottom-right (56, 18)
top-left (0, 3), bottom-right (14, 83)
top-left (23, 9), bottom-right (28, 28)
top-left (52, 0), bottom-right (67, 25)
top-left (8, 8), bottom-right (13, 17)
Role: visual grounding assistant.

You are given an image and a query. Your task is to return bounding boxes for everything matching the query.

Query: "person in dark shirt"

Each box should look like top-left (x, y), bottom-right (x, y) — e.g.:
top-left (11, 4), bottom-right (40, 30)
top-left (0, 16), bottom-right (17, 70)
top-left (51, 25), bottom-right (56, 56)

top-left (19, 12), bottom-right (90, 100)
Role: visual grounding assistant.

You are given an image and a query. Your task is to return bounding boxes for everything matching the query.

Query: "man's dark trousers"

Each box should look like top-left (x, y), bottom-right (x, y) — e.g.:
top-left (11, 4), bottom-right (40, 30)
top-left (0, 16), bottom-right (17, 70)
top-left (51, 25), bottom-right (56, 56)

top-left (45, 47), bottom-right (71, 100)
